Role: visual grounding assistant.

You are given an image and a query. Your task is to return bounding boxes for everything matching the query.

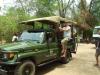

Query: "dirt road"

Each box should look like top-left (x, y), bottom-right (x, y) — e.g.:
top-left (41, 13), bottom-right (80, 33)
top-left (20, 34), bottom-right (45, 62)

top-left (37, 43), bottom-right (100, 75)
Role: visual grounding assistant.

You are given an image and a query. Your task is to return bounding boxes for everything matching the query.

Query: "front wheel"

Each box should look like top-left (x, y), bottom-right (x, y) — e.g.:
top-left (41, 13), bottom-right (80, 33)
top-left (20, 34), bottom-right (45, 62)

top-left (14, 60), bottom-right (35, 75)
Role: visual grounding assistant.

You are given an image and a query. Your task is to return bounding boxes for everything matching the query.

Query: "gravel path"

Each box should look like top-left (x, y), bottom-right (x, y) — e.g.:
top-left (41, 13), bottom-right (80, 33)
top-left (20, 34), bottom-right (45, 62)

top-left (37, 43), bottom-right (100, 75)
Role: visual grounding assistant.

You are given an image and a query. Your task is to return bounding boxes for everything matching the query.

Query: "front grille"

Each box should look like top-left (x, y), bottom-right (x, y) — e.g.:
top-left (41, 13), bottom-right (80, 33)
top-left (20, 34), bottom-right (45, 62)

top-left (0, 53), bottom-right (3, 59)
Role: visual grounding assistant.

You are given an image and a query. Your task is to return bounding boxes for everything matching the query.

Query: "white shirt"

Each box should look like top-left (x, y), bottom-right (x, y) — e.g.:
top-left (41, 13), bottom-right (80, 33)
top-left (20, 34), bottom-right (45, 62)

top-left (63, 26), bottom-right (71, 39)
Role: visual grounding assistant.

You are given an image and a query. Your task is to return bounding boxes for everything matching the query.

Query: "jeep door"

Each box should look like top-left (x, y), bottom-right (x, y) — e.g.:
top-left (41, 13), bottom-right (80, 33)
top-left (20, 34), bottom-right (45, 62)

top-left (46, 31), bottom-right (59, 60)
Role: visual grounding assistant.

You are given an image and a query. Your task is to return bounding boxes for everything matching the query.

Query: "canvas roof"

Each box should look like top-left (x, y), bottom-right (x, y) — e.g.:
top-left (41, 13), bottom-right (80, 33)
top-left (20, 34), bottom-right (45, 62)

top-left (20, 16), bottom-right (90, 30)
top-left (21, 16), bottom-right (77, 25)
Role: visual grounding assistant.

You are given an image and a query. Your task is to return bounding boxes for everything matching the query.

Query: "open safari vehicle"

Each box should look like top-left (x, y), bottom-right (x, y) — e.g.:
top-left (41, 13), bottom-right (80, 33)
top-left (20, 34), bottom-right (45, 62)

top-left (0, 16), bottom-right (78, 75)
top-left (21, 16), bottom-right (78, 61)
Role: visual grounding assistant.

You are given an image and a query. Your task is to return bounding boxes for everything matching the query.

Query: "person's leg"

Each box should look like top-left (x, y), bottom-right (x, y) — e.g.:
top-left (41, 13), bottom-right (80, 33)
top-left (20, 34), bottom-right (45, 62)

top-left (95, 55), bottom-right (99, 65)
top-left (61, 47), bottom-right (66, 57)
top-left (95, 42), bottom-right (100, 66)
top-left (61, 38), bottom-right (65, 53)
top-left (61, 42), bottom-right (65, 53)
top-left (61, 38), bottom-right (67, 57)
top-left (95, 51), bottom-right (99, 66)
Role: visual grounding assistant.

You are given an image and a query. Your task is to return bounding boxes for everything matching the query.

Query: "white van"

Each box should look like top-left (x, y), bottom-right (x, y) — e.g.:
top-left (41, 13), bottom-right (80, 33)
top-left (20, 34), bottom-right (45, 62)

top-left (92, 26), bottom-right (100, 46)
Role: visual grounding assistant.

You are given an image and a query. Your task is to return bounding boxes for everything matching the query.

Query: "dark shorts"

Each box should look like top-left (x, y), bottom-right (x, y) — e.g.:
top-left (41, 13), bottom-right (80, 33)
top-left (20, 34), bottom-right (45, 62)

top-left (96, 48), bottom-right (100, 56)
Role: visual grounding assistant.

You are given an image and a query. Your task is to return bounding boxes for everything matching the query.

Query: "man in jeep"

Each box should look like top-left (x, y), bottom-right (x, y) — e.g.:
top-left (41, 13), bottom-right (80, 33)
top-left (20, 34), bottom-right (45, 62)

top-left (59, 23), bottom-right (71, 57)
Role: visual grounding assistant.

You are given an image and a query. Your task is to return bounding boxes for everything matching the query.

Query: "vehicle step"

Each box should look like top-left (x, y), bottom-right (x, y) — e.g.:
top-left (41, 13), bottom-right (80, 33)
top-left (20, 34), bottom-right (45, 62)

top-left (38, 59), bottom-right (57, 67)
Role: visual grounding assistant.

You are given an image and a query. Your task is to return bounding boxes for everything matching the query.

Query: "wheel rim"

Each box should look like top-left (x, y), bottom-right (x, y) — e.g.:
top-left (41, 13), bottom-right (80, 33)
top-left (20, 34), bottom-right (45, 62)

top-left (22, 64), bottom-right (34, 75)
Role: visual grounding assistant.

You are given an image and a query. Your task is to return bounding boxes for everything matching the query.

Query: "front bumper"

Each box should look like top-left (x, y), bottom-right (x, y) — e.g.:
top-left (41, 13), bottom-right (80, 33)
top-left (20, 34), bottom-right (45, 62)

top-left (0, 66), bottom-right (7, 75)
top-left (0, 62), bottom-right (21, 75)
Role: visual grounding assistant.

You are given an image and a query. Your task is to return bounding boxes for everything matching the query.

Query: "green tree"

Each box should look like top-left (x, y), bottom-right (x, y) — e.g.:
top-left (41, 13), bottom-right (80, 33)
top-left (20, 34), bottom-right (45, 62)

top-left (0, 7), bottom-right (32, 42)
top-left (90, 0), bottom-right (100, 25)
top-left (0, 8), bottom-right (18, 42)
top-left (0, 0), bottom-right (96, 43)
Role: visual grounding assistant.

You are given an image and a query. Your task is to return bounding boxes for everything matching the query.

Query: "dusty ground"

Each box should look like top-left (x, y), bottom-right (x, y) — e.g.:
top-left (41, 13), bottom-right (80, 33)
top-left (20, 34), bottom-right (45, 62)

top-left (37, 43), bottom-right (100, 75)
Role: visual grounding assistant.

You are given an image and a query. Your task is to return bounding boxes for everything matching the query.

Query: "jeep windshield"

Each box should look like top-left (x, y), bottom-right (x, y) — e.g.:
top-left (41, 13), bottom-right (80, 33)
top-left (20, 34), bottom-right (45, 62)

top-left (19, 31), bottom-right (44, 43)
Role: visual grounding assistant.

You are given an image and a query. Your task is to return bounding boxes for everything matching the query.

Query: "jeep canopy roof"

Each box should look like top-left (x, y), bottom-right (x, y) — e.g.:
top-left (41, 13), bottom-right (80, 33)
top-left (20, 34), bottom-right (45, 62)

top-left (21, 16), bottom-right (77, 25)
top-left (20, 16), bottom-right (90, 30)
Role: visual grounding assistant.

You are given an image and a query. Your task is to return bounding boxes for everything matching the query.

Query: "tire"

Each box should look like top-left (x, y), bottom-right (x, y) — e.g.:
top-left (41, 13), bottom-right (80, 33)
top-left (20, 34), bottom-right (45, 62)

top-left (14, 60), bottom-right (35, 75)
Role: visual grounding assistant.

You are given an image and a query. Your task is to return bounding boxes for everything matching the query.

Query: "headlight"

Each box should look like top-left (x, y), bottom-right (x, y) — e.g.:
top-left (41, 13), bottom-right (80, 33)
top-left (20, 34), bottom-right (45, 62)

top-left (4, 52), bottom-right (15, 59)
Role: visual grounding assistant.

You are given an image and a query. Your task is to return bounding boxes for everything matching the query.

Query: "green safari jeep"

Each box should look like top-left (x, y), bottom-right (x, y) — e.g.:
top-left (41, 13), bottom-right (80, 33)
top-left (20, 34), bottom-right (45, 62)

top-left (0, 16), bottom-right (78, 75)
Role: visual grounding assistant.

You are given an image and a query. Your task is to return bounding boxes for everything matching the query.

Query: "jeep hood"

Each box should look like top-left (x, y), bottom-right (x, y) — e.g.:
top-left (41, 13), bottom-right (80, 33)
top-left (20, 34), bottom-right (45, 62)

top-left (0, 41), bottom-right (38, 51)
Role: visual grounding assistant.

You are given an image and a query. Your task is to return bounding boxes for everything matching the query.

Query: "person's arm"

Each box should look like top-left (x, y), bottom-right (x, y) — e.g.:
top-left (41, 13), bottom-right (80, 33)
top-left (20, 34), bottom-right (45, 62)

top-left (59, 26), bottom-right (70, 31)
top-left (63, 26), bottom-right (70, 31)
top-left (59, 27), bottom-right (63, 31)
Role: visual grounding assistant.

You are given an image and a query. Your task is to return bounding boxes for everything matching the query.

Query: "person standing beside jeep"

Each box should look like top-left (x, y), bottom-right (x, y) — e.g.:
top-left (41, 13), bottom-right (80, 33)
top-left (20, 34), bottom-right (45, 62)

top-left (59, 23), bottom-right (71, 57)
top-left (95, 30), bottom-right (100, 66)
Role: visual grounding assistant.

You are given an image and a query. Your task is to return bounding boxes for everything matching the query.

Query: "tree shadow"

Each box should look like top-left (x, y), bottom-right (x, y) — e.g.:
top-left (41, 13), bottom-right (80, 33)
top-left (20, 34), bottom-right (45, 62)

top-left (36, 61), bottom-right (66, 75)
